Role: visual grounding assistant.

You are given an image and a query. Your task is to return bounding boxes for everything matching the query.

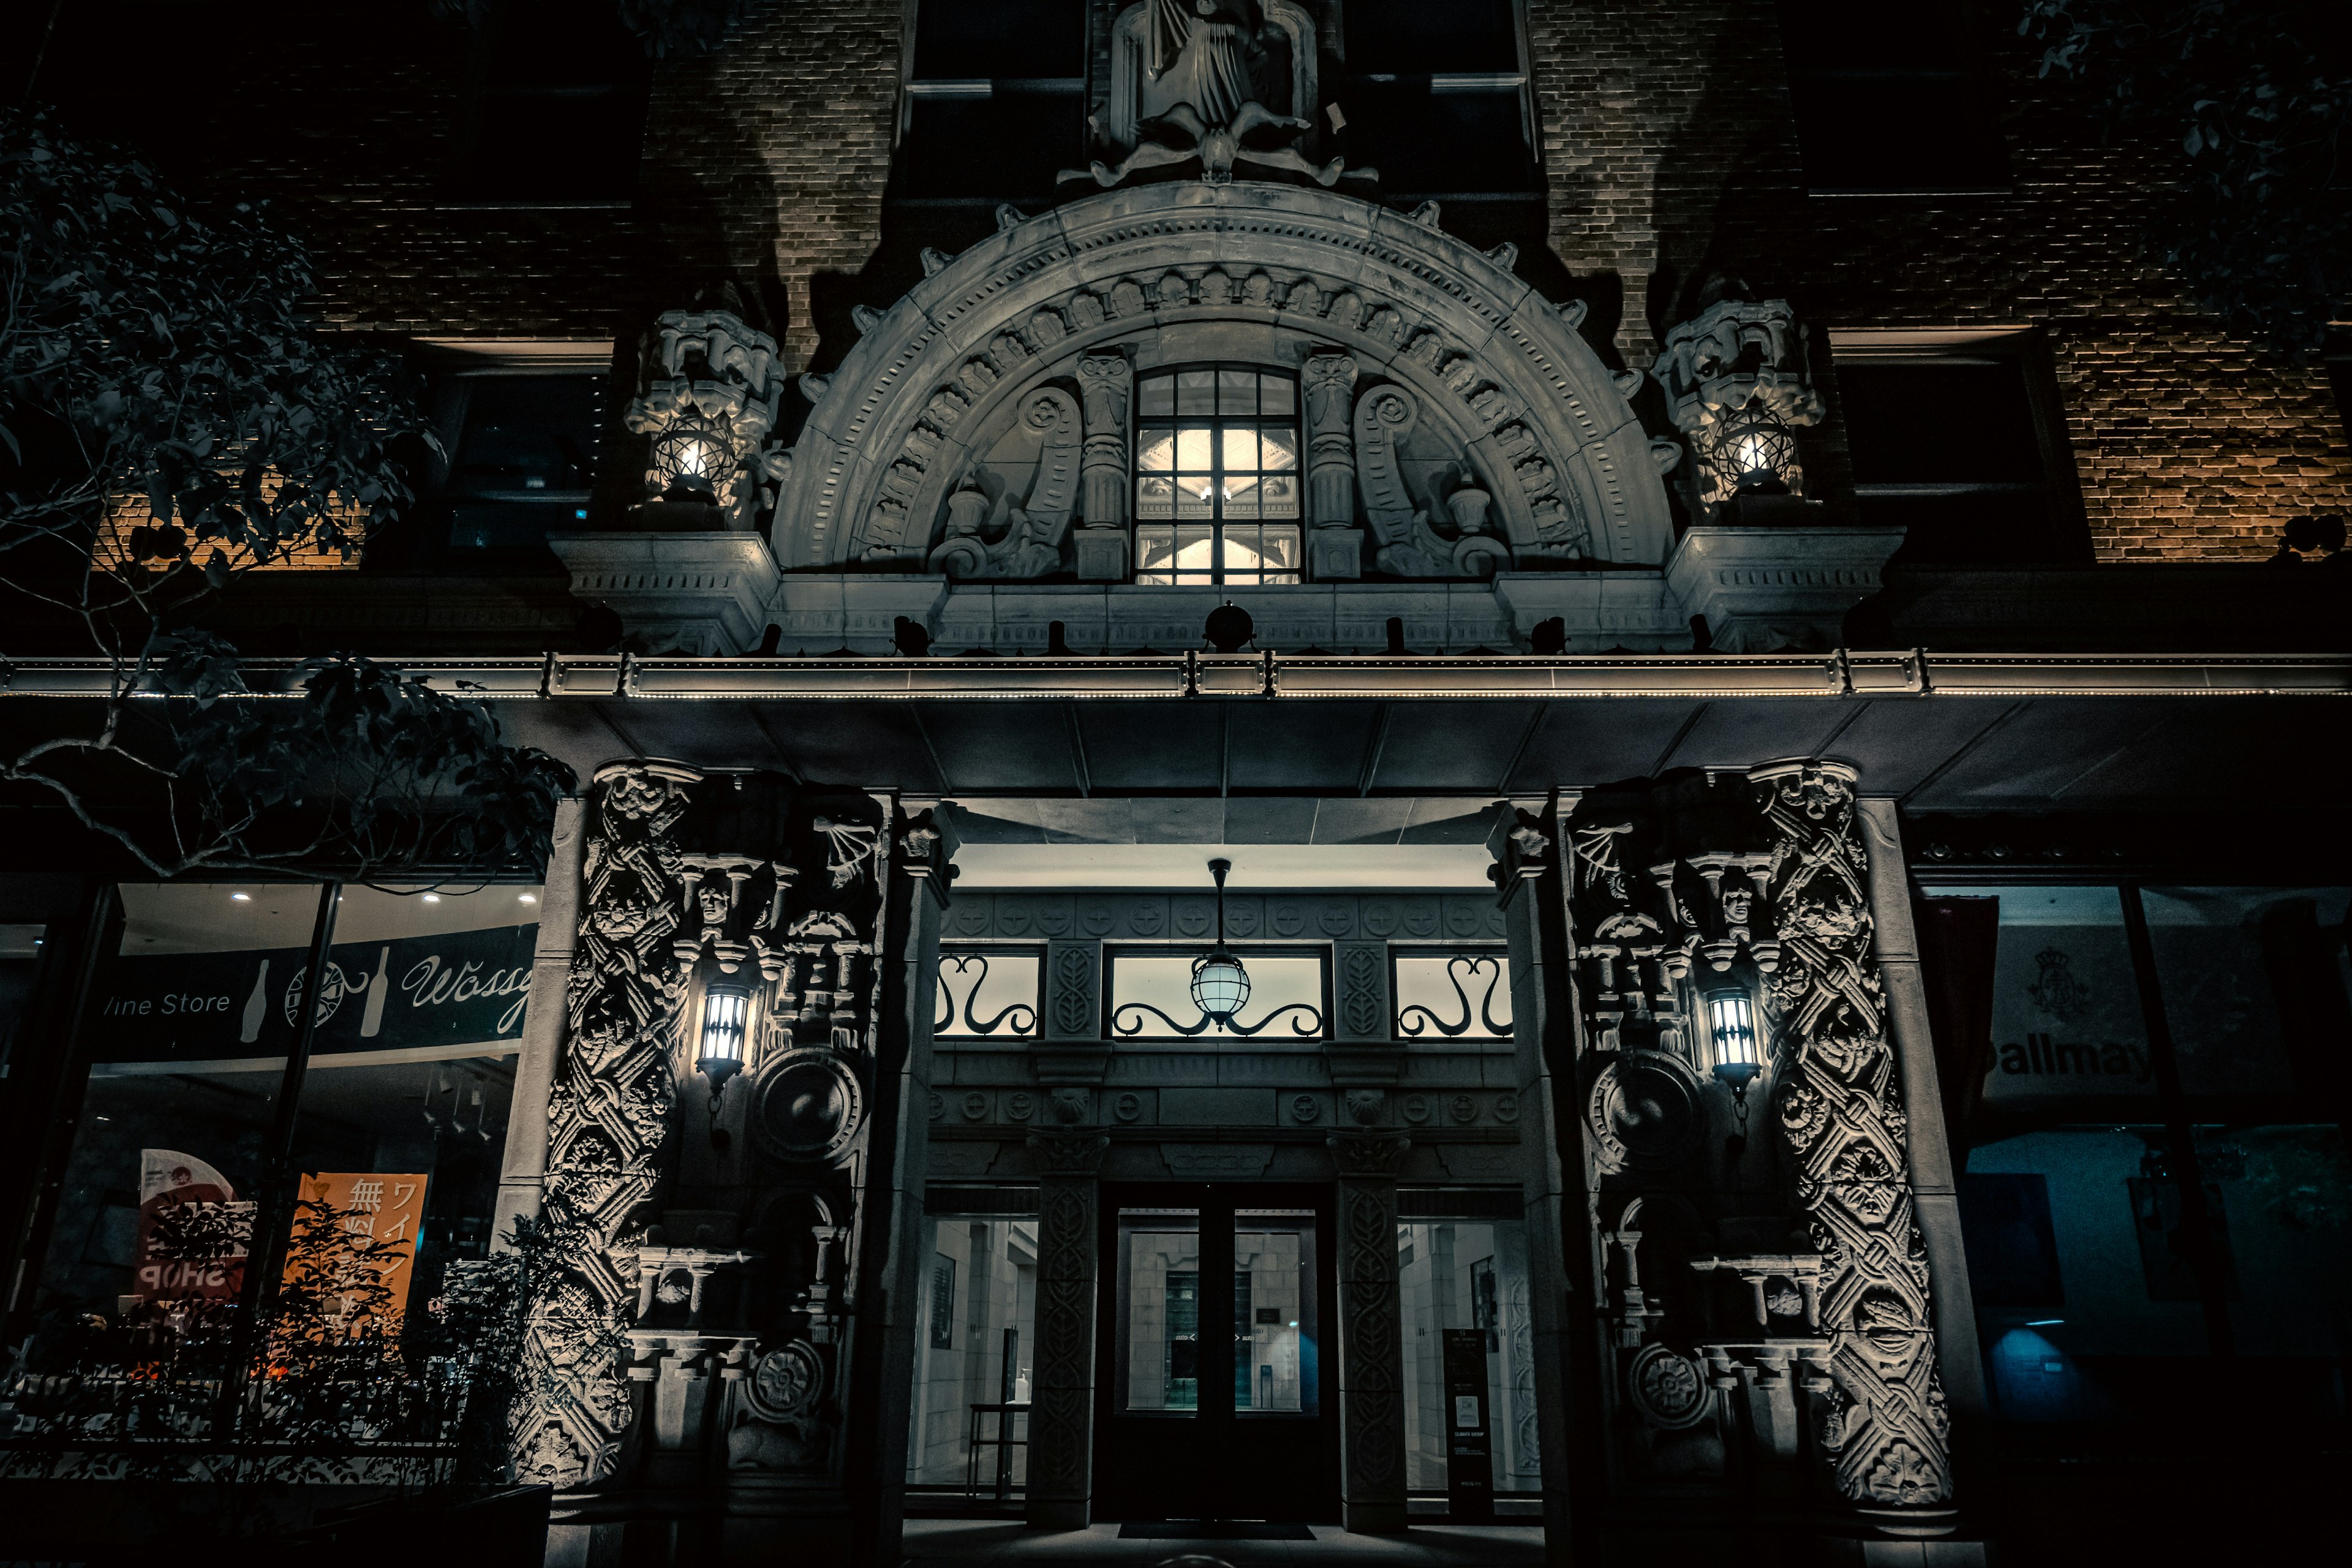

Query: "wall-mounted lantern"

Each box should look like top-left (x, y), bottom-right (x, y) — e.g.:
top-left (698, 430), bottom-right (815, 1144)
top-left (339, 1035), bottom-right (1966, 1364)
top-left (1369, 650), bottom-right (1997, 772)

top-left (697, 980), bottom-right (755, 1125)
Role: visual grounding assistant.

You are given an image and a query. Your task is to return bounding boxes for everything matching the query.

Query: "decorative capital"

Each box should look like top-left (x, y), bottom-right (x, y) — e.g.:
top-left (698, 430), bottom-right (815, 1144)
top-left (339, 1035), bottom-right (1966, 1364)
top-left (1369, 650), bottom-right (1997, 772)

top-left (1028, 1130), bottom-right (1110, 1177)
top-left (1487, 802), bottom-right (1554, 894)
top-left (1327, 1131), bottom-right (1411, 1178)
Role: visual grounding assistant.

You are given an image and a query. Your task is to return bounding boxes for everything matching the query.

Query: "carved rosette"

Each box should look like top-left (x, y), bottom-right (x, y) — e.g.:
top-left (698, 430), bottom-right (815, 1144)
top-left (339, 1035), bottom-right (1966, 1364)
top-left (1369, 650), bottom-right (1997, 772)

top-left (1751, 761), bottom-right (1951, 1515)
top-left (514, 761), bottom-right (700, 1490)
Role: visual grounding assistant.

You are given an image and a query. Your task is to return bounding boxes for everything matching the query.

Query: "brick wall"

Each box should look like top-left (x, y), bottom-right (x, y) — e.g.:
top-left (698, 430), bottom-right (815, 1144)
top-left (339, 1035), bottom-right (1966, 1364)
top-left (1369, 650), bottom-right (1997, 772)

top-left (28, 1), bottom-right (2347, 562)
top-left (1525, 0), bottom-right (2351, 561)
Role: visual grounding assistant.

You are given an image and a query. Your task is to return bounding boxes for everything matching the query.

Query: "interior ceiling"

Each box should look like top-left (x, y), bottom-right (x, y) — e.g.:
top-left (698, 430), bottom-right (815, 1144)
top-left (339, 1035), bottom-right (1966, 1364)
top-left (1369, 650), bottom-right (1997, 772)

top-left (488, 693), bottom-right (2348, 815)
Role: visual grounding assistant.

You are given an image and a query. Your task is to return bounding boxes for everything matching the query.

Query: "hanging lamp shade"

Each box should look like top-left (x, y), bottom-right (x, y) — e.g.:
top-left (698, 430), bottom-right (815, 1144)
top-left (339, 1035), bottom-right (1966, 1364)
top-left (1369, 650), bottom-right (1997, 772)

top-left (1191, 947), bottom-right (1251, 1026)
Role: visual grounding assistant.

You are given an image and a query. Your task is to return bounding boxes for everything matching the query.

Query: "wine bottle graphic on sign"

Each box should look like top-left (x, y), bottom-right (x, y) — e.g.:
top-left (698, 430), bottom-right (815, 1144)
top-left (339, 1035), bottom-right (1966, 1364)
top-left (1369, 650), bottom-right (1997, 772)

top-left (239, 959), bottom-right (270, 1045)
top-left (360, 946), bottom-right (390, 1038)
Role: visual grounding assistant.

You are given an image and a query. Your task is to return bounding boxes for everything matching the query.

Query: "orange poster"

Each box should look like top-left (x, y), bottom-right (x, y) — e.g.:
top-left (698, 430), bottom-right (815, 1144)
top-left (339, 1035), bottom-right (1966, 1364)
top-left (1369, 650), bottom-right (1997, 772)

top-left (287, 1171), bottom-right (429, 1335)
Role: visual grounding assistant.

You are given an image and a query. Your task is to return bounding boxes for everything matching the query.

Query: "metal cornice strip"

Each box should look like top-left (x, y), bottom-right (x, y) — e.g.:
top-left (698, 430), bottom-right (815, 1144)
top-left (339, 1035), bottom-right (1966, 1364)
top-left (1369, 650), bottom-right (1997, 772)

top-left (0, 652), bottom-right (2342, 701)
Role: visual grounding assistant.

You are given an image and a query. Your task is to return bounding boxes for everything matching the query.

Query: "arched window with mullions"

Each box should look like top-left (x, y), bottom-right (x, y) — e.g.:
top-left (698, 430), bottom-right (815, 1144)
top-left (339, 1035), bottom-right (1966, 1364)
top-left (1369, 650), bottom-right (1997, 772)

top-left (1134, 366), bottom-right (1302, 586)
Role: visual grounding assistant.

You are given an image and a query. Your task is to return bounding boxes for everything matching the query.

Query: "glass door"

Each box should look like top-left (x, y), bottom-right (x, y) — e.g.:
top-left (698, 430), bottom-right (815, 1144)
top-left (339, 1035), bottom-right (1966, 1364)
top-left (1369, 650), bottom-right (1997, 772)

top-left (1096, 1184), bottom-right (1338, 1523)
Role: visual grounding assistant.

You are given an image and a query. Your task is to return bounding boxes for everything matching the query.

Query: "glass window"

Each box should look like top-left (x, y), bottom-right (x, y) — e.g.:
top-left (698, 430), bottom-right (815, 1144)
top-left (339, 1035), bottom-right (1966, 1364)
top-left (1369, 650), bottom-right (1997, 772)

top-left (1133, 367), bottom-right (1303, 586)
top-left (1116, 1207), bottom-right (1202, 1414)
top-left (2140, 887), bottom-right (2348, 1102)
top-left (19, 880), bottom-right (540, 1460)
top-left (1967, 885), bottom-right (2155, 1118)
top-left (1396, 1202), bottom-right (1539, 1496)
top-left (900, 0), bottom-right (1085, 198)
top-left (935, 946), bottom-right (1044, 1039)
top-left (1392, 950), bottom-right (1513, 1040)
top-left (1839, 355), bottom-right (2070, 565)
top-left (905, 1196), bottom-right (1039, 1497)
top-left (1341, 0), bottom-right (1535, 195)
top-left (1774, 1), bottom-right (2007, 194)
top-left (1106, 948), bottom-right (1329, 1039)
top-left (440, 374), bottom-right (607, 561)
top-left (1235, 1208), bottom-right (1318, 1416)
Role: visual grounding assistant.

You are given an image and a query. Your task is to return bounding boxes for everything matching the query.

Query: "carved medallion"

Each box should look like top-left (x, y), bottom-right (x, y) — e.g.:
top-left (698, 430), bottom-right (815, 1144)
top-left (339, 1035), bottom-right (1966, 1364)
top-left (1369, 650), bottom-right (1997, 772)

top-left (754, 1050), bottom-right (865, 1163)
top-left (747, 1341), bottom-right (824, 1420)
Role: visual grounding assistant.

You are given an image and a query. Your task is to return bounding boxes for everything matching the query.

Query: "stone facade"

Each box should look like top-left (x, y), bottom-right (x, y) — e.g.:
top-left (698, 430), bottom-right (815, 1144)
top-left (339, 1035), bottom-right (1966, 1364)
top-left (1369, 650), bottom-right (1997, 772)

top-left (40, 0), bottom-right (2342, 567)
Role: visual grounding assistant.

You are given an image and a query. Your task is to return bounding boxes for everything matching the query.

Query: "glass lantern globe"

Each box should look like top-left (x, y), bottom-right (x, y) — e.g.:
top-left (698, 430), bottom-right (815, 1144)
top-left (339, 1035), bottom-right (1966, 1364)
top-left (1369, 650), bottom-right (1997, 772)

top-left (651, 422), bottom-right (728, 499)
top-left (1190, 948), bottom-right (1251, 1028)
top-left (1709, 404), bottom-right (1799, 494)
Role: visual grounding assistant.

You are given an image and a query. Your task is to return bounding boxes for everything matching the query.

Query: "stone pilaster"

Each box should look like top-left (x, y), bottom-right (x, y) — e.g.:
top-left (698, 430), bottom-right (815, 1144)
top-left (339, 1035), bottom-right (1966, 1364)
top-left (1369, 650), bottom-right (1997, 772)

top-left (494, 794), bottom-right (585, 1249)
top-left (1026, 1130), bottom-right (1108, 1530)
top-left (1302, 349), bottom-right (1362, 581)
top-left (1751, 763), bottom-right (1956, 1532)
top-left (1075, 351), bottom-right (1133, 581)
top-left (1330, 1131), bottom-right (1409, 1534)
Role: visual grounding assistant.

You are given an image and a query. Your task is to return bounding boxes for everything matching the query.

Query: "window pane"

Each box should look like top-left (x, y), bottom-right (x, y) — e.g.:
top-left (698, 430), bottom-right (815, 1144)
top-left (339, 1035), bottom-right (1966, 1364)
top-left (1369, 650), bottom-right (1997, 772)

top-left (1841, 363), bottom-right (2045, 485)
top-left (1222, 428), bottom-right (1259, 473)
top-left (1137, 431), bottom-right (1175, 473)
top-left (1140, 375), bottom-right (1175, 418)
top-left (1176, 474), bottom-right (1214, 519)
top-left (1235, 1210), bottom-right (1318, 1416)
top-left (1177, 372), bottom-right (1215, 417)
top-left (936, 948), bottom-right (1044, 1039)
top-left (1261, 475), bottom-right (1300, 520)
top-left (1343, 83), bottom-right (1533, 195)
top-left (1218, 369), bottom-right (1259, 415)
top-left (1398, 1215), bottom-right (1539, 1493)
top-left (1109, 951), bottom-right (1327, 1039)
top-left (1963, 1129), bottom-right (2214, 1429)
top-left (1259, 427), bottom-right (1298, 470)
top-left (1930, 884), bottom-right (2156, 1120)
top-left (1393, 952), bottom-right (1513, 1040)
top-left (2189, 1123), bottom-right (2350, 1421)
top-left (1259, 375), bottom-right (1295, 416)
top-left (1175, 427), bottom-right (1213, 470)
top-left (1224, 475), bottom-right (1261, 521)
top-left (1118, 1209), bottom-right (1202, 1414)
top-left (907, 1206), bottom-right (1041, 1493)
top-left (2141, 887), bottom-right (2348, 1101)
top-left (910, 0), bottom-right (1082, 80)
top-left (901, 94), bottom-right (1084, 198)
top-left (1137, 477), bottom-right (1174, 521)
top-left (1171, 525), bottom-right (1215, 576)
top-left (1349, 0), bottom-right (1520, 74)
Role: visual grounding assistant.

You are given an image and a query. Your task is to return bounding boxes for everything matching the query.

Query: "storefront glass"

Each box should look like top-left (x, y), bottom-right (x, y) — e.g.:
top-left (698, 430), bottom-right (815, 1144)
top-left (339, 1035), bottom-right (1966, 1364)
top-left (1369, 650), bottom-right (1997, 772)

top-left (905, 1195), bottom-right (1039, 1498)
top-left (1396, 1200), bottom-right (1540, 1496)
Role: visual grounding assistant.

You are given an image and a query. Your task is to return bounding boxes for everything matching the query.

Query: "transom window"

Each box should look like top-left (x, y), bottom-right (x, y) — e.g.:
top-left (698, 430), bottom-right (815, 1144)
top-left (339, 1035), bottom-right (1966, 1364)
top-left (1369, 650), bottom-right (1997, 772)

top-left (1134, 366), bottom-right (1302, 586)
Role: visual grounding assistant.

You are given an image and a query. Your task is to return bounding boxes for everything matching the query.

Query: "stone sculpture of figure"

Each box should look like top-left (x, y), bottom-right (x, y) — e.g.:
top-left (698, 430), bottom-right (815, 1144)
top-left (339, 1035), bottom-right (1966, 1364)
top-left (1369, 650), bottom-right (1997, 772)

top-left (1148, 0), bottom-right (1253, 130)
top-left (1069, 0), bottom-right (1364, 189)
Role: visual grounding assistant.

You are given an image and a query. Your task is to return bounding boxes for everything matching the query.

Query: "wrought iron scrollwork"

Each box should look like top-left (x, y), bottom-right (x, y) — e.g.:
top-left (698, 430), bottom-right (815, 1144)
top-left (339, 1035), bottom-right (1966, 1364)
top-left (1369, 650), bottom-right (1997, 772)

top-left (1112, 998), bottom-right (1325, 1038)
top-left (1397, 953), bottom-right (1510, 1039)
top-left (934, 952), bottom-right (1039, 1038)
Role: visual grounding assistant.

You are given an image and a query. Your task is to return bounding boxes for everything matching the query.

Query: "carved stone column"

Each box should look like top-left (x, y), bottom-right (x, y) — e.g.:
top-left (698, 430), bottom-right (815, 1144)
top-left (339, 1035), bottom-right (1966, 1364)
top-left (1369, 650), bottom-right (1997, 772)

top-left (1330, 1131), bottom-right (1409, 1534)
top-left (1302, 350), bottom-right (1362, 581)
top-left (1026, 1130), bottom-right (1108, 1529)
top-left (513, 761), bottom-right (699, 1492)
top-left (1075, 351), bottom-right (1133, 582)
top-left (1751, 762), bottom-right (1955, 1532)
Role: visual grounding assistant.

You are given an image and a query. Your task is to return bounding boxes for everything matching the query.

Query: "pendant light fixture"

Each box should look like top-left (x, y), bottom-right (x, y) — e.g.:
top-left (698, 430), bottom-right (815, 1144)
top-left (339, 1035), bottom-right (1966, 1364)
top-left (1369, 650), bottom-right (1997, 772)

top-left (1189, 858), bottom-right (1251, 1028)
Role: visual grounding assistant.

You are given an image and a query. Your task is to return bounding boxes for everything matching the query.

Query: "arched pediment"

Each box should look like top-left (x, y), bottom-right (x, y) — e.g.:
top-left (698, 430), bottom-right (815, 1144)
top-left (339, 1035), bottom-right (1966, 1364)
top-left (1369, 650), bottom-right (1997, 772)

top-left (772, 183), bottom-right (1674, 573)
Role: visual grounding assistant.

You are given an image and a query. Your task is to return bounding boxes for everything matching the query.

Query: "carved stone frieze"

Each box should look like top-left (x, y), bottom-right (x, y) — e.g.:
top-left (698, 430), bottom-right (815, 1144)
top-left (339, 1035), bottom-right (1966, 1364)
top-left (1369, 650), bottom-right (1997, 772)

top-left (1332, 1132), bottom-right (1410, 1532)
top-left (776, 184), bottom-right (1662, 575)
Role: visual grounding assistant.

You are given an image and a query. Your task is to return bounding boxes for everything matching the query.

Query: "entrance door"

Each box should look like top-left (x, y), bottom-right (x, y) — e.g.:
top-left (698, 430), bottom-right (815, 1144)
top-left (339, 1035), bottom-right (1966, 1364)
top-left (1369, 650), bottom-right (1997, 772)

top-left (1093, 1183), bottom-right (1340, 1522)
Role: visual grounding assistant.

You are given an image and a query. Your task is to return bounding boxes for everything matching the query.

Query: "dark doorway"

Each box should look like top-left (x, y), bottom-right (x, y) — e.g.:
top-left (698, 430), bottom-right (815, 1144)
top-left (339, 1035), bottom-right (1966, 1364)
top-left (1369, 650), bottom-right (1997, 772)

top-left (1093, 1183), bottom-right (1340, 1523)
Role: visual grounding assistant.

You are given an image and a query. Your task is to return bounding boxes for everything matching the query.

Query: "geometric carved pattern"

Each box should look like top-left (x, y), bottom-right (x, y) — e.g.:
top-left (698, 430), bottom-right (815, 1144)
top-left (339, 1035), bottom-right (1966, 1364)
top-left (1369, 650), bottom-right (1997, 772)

top-left (1025, 1131), bottom-right (1107, 1522)
top-left (1754, 761), bottom-right (1953, 1512)
top-left (1331, 1134), bottom-right (1409, 1519)
top-left (512, 760), bottom-right (699, 1490)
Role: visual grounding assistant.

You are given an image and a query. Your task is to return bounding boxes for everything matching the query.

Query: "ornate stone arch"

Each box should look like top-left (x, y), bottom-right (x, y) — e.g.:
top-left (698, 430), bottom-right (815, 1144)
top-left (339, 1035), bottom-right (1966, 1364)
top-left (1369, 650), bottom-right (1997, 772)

top-left (771, 183), bottom-right (1674, 571)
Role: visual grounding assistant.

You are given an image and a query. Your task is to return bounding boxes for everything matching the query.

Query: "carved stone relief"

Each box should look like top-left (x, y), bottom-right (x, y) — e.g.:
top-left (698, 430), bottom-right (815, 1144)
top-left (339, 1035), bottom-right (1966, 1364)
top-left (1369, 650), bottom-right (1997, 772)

top-left (1548, 767), bottom-right (1953, 1524)
top-left (1351, 382), bottom-right (1510, 579)
top-left (776, 184), bottom-right (1663, 574)
top-left (1653, 296), bottom-right (1825, 513)
top-left (927, 386), bottom-right (1082, 580)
